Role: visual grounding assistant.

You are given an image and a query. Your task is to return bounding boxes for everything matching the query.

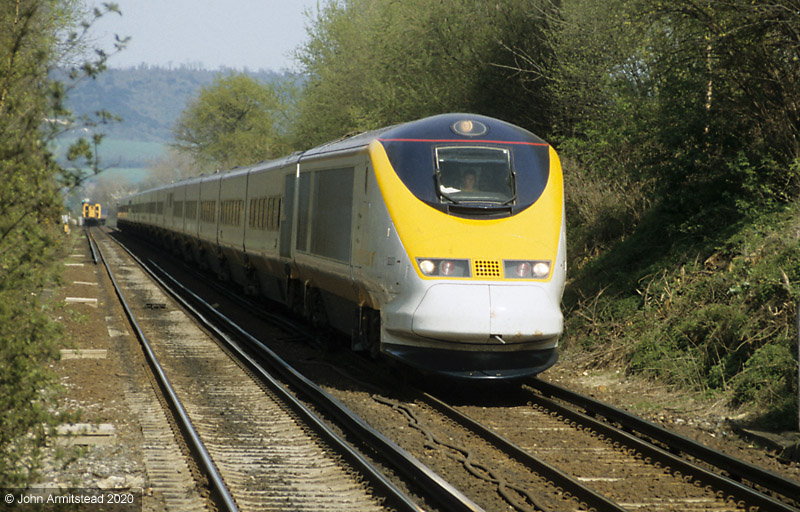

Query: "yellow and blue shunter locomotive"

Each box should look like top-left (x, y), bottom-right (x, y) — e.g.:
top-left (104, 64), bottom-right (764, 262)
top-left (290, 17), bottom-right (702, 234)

top-left (81, 199), bottom-right (104, 226)
top-left (118, 114), bottom-right (566, 379)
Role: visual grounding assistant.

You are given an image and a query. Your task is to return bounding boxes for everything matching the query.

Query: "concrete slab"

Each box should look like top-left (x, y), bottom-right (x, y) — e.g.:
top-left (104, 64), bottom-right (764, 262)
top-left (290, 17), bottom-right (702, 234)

top-left (55, 423), bottom-right (116, 446)
top-left (60, 349), bottom-right (108, 360)
top-left (65, 297), bottom-right (98, 308)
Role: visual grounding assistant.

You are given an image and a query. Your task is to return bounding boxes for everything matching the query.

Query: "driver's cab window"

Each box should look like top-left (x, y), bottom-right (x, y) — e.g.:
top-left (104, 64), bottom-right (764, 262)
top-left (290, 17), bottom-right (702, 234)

top-left (435, 146), bottom-right (514, 205)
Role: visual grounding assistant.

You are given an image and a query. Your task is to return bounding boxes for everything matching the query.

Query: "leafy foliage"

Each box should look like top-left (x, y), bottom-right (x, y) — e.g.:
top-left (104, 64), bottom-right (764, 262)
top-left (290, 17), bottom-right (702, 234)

top-left (550, 0), bottom-right (800, 427)
top-left (565, 203), bottom-right (800, 428)
top-left (172, 72), bottom-right (298, 169)
top-left (291, 0), bottom-right (557, 148)
top-left (1, 0), bottom-right (117, 484)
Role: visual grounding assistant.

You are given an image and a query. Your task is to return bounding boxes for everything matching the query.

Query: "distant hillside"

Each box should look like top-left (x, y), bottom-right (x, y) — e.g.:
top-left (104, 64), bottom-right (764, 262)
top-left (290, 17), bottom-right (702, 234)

top-left (63, 65), bottom-right (286, 143)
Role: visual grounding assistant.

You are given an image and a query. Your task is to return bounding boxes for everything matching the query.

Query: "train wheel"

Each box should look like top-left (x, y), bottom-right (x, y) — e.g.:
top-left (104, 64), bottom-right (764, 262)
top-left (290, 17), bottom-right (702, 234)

top-left (216, 260), bottom-right (230, 282)
top-left (287, 280), bottom-right (304, 317)
top-left (305, 287), bottom-right (327, 329)
top-left (353, 308), bottom-right (380, 359)
top-left (244, 270), bottom-right (260, 296)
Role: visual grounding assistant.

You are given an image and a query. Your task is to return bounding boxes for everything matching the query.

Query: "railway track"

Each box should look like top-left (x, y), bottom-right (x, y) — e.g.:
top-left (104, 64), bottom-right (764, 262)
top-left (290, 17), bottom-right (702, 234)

top-left (89, 228), bottom-right (436, 511)
top-left (316, 369), bottom-right (800, 511)
top-left (524, 380), bottom-right (800, 509)
top-left (421, 390), bottom-right (800, 511)
top-left (103, 226), bottom-right (800, 511)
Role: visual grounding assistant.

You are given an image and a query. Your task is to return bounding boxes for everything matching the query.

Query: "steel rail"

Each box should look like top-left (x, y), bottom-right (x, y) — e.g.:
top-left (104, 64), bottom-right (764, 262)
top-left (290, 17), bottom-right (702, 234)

top-left (525, 380), bottom-right (799, 512)
top-left (419, 391), bottom-right (628, 512)
top-left (136, 244), bottom-right (614, 511)
top-left (85, 228), bottom-right (98, 264)
top-left (529, 378), bottom-right (800, 504)
top-left (140, 256), bottom-right (483, 512)
top-left (104, 227), bottom-right (477, 511)
top-left (88, 229), bottom-right (239, 512)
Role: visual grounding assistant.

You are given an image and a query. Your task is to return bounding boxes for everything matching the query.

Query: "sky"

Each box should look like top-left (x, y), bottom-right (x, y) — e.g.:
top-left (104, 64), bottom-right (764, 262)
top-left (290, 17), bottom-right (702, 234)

top-left (90, 0), bottom-right (320, 72)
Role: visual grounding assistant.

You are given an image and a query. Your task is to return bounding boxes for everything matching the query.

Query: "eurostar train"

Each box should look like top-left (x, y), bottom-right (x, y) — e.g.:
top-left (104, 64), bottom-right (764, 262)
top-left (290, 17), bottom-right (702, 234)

top-left (117, 114), bottom-right (566, 379)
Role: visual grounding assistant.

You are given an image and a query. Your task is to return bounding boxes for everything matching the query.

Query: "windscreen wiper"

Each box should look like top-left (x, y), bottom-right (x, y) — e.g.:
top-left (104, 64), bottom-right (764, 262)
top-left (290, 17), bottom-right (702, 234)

top-left (501, 170), bottom-right (518, 205)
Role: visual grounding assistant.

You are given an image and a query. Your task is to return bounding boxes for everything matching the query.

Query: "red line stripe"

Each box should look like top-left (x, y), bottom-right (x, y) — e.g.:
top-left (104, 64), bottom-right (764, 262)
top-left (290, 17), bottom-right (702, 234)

top-left (378, 138), bottom-right (549, 146)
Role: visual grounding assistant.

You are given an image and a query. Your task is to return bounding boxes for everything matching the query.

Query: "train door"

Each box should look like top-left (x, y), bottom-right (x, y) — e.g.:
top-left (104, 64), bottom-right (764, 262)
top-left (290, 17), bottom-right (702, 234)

top-left (279, 172), bottom-right (295, 259)
top-left (166, 192), bottom-right (174, 231)
top-left (351, 162), bottom-right (373, 270)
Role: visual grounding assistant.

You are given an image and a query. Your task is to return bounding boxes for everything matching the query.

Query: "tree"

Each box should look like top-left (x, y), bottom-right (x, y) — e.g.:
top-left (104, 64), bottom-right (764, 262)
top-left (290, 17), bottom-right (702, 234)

top-left (648, 0), bottom-right (800, 204)
top-left (546, 0), bottom-right (800, 207)
top-left (536, 0), bottom-right (800, 425)
top-left (0, 0), bottom-right (120, 484)
top-left (292, 0), bottom-right (557, 148)
top-left (172, 72), bottom-right (297, 169)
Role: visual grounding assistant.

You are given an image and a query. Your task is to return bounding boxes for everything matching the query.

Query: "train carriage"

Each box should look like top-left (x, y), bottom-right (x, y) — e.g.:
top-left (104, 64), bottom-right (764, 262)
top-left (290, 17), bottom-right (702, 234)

top-left (241, 157), bottom-right (295, 299)
top-left (118, 113), bottom-right (566, 379)
top-left (180, 176), bottom-right (202, 257)
top-left (217, 169), bottom-right (248, 283)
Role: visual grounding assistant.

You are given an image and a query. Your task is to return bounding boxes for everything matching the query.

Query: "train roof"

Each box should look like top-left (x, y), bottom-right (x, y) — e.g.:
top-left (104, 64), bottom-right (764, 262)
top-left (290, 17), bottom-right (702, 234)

top-left (119, 114), bottom-right (546, 203)
top-left (379, 113), bottom-right (547, 145)
top-left (299, 113), bottom-right (546, 160)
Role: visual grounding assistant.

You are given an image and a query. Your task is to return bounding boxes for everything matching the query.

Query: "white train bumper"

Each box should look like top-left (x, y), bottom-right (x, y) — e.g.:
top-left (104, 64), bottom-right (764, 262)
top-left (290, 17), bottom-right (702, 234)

top-left (379, 282), bottom-right (562, 378)
top-left (409, 283), bottom-right (562, 343)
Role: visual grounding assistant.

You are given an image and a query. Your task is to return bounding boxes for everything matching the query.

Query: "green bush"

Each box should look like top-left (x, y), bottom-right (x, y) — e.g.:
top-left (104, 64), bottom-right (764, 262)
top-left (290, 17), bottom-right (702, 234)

top-left (566, 202), bottom-right (800, 427)
top-left (731, 343), bottom-right (797, 430)
top-left (1, 0), bottom-right (114, 485)
top-left (0, 287), bottom-right (64, 485)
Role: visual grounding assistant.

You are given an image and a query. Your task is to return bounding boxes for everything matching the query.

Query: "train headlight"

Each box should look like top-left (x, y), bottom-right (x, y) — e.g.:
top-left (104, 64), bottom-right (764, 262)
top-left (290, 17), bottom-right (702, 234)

top-left (416, 258), bottom-right (471, 277)
top-left (532, 262), bottom-right (550, 278)
top-left (504, 260), bottom-right (551, 279)
top-left (515, 261), bottom-right (531, 277)
top-left (419, 259), bottom-right (436, 275)
top-left (440, 260), bottom-right (456, 275)
top-left (451, 119), bottom-right (488, 137)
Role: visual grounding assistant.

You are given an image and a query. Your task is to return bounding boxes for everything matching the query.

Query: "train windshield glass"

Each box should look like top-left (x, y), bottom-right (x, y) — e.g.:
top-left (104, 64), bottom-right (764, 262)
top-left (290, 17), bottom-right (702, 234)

top-left (434, 146), bottom-right (515, 205)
